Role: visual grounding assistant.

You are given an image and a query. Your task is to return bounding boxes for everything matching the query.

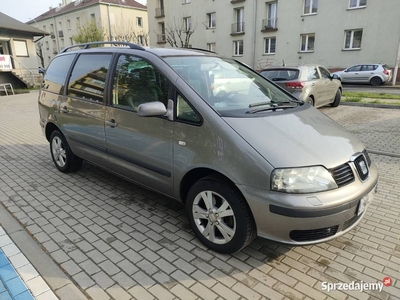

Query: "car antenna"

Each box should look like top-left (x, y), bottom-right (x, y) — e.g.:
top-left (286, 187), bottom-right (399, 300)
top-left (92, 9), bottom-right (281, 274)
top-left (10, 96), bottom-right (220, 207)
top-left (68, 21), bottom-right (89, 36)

top-left (282, 60), bottom-right (286, 67)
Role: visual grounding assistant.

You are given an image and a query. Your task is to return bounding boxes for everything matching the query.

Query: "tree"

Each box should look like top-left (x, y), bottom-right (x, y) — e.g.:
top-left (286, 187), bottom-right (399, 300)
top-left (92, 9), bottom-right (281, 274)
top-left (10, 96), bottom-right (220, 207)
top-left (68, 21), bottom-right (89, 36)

top-left (165, 18), bottom-right (195, 48)
top-left (72, 20), bottom-right (106, 44)
top-left (110, 20), bottom-right (149, 46)
top-left (36, 42), bottom-right (44, 68)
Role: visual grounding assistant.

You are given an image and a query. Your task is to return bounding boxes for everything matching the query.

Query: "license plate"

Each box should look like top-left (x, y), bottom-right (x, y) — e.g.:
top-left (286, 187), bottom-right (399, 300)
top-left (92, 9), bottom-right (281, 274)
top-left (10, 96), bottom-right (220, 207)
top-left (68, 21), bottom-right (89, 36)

top-left (357, 184), bottom-right (377, 216)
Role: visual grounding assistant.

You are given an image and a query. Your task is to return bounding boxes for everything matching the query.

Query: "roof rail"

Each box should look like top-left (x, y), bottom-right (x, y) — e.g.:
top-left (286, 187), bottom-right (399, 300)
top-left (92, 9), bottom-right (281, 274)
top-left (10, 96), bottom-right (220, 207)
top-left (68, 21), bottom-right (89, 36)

top-left (60, 41), bottom-right (145, 53)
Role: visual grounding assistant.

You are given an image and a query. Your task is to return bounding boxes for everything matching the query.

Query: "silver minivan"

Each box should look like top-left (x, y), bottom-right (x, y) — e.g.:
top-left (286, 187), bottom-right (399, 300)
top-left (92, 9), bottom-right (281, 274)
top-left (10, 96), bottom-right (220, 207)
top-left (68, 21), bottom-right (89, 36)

top-left (39, 42), bottom-right (378, 254)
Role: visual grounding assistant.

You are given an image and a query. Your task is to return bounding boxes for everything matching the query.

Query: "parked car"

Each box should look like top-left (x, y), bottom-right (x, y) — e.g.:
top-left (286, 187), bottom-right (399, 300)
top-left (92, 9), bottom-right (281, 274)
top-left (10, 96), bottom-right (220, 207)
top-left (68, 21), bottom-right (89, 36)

top-left (260, 65), bottom-right (342, 108)
top-left (39, 42), bottom-right (378, 254)
top-left (333, 64), bottom-right (392, 86)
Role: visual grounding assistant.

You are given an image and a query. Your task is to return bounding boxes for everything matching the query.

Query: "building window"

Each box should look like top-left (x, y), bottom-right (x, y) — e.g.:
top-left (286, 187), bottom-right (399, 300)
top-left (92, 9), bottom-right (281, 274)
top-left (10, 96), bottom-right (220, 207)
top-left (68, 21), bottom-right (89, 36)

top-left (58, 22), bottom-right (62, 29)
top-left (137, 17), bottom-right (143, 27)
top-left (182, 0), bottom-right (191, 3)
top-left (91, 13), bottom-right (95, 21)
top-left (344, 29), bottom-right (362, 49)
top-left (233, 40), bottom-right (243, 56)
top-left (300, 34), bottom-right (315, 52)
top-left (207, 43), bottom-right (216, 52)
top-left (266, 2), bottom-right (277, 28)
top-left (183, 17), bottom-right (192, 31)
top-left (207, 12), bottom-right (216, 28)
top-left (67, 20), bottom-right (71, 29)
top-left (304, 0), bottom-right (318, 15)
top-left (137, 35), bottom-right (144, 45)
top-left (264, 37), bottom-right (276, 54)
top-left (76, 17), bottom-right (81, 28)
top-left (349, 0), bottom-right (366, 8)
top-left (50, 24), bottom-right (54, 34)
top-left (43, 25), bottom-right (46, 31)
top-left (45, 41), bottom-right (49, 50)
top-left (235, 8), bottom-right (244, 33)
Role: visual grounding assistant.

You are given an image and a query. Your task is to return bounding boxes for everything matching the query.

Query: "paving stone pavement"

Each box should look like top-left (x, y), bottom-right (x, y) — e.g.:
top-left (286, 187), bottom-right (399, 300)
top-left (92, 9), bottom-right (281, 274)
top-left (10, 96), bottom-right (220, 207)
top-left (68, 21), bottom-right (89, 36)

top-left (0, 93), bottom-right (399, 300)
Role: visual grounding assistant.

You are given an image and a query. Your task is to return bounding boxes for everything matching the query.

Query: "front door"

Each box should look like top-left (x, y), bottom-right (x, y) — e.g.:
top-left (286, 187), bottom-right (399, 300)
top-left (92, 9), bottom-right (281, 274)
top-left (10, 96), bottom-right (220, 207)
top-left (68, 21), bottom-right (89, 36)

top-left (342, 65), bottom-right (362, 83)
top-left (105, 54), bottom-right (174, 196)
top-left (318, 66), bottom-right (337, 105)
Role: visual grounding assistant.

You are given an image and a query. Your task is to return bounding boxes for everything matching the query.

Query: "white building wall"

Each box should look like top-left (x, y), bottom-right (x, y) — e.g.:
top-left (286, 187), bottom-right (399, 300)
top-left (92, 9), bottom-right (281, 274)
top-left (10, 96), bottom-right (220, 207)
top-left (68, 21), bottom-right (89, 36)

top-left (148, 0), bottom-right (400, 71)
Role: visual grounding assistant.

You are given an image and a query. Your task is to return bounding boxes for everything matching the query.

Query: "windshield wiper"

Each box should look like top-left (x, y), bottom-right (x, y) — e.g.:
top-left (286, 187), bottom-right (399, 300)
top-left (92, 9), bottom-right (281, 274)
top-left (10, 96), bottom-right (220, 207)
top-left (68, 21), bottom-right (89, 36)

top-left (246, 104), bottom-right (297, 114)
top-left (248, 100), bottom-right (291, 108)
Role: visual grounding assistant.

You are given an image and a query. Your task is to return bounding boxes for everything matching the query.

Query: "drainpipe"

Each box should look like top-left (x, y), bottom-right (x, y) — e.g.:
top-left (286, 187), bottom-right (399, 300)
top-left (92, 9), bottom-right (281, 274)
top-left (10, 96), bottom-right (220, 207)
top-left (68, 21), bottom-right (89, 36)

top-left (53, 16), bottom-right (60, 52)
top-left (392, 37), bottom-right (400, 85)
top-left (107, 4), bottom-right (112, 40)
top-left (251, 0), bottom-right (258, 69)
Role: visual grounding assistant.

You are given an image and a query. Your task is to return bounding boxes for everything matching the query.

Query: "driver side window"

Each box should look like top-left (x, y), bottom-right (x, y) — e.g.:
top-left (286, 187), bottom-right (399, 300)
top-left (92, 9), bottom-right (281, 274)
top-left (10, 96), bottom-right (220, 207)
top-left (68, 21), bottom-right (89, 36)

top-left (348, 65), bottom-right (362, 72)
top-left (112, 55), bottom-right (170, 111)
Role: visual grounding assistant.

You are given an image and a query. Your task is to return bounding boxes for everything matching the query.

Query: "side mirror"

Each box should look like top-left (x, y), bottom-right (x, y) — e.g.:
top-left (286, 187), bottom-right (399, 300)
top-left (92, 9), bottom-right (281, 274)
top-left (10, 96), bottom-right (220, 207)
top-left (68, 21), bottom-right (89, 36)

top-left (344, 69), bottom-right (348, 73)
top-left (331, 74), bottom-right (339, 80)
top-left (137, 101), bottom-right (167, 117)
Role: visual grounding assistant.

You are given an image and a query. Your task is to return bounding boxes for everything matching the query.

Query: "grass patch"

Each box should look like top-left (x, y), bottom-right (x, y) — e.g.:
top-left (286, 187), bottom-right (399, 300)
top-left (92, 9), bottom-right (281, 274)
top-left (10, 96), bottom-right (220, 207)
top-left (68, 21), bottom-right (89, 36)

top-left (343, 91), bottom-right (400, 100)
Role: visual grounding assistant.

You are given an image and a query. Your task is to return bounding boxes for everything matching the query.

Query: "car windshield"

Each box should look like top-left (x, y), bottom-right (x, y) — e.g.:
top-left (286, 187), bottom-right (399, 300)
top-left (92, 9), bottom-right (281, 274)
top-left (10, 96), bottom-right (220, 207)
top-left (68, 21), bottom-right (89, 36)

top-left (163, 56), bottom-right (297, 115)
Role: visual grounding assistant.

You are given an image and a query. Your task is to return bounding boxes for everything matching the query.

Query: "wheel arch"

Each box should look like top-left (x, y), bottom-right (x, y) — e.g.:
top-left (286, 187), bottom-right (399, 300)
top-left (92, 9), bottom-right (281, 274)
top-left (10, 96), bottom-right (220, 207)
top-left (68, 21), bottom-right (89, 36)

top-left (45, 122), bottom-right (61, 142)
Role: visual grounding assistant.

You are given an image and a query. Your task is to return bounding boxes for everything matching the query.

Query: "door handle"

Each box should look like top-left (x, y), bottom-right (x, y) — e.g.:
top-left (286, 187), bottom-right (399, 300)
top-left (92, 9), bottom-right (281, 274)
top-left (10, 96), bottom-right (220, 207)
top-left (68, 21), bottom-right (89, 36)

top-left (60, 106), bottom-right (68, 113)
top-left (355, 73), bottom-right (358, 75)
top-left (312, 83), bottom-right (315, 86)
top-left (106, 119), bottom-right (118, 128)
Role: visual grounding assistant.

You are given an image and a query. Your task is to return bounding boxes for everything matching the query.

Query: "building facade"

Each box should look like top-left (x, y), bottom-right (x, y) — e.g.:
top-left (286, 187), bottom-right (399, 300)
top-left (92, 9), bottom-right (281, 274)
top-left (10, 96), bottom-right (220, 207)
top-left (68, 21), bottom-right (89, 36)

top-left (28, 0), bottom-right (148, 67)
top-left (147, 0), bottom-right (400, 74)
top-left (0, 12), bottom-right (47, 88)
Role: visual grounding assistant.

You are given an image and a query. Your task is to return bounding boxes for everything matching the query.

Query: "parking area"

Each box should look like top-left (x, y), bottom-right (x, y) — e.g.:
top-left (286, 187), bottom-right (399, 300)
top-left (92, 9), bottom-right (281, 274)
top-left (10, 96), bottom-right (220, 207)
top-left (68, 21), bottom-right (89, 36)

top-left (0, 92), bottom-right (399, 300)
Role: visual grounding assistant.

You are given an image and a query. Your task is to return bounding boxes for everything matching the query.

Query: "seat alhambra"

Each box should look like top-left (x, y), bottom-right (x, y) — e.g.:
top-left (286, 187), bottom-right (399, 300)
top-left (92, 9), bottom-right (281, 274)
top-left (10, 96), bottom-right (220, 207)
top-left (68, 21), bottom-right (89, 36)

top-left (38, 42), bottom-right (378, 253)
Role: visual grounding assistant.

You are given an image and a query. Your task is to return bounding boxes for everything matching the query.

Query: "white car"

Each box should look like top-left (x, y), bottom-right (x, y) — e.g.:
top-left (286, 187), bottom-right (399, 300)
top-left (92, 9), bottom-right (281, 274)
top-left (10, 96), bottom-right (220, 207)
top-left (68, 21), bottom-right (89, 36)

top-left (333, 64), bottom-right (392, 86)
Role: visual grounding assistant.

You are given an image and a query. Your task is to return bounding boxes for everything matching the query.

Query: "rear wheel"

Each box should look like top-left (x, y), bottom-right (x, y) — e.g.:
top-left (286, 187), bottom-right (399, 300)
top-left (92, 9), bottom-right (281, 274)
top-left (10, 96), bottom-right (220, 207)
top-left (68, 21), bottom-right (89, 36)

top-left (370, 77), bottom-right (382, 86)
top-left (331, 89), bottom-right (341, 107)
top-left (186, 176), bottom-right (256, 254)
top-left (306, 96), bottom-right (314, 106)
top-left (50, 130), bottom-right (82, 173)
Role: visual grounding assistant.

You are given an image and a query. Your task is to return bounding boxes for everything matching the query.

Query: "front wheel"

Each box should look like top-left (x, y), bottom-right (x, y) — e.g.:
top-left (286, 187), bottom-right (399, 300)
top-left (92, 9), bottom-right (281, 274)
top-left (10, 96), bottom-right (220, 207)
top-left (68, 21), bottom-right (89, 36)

top-left (306, 96), bottom-right (314, 106)
top-left (331, 89), bottom-right (341, 107)
top-left (50, 130), bottom-right (82, 173)
top-left (186, 176), bottom-right (256, 254)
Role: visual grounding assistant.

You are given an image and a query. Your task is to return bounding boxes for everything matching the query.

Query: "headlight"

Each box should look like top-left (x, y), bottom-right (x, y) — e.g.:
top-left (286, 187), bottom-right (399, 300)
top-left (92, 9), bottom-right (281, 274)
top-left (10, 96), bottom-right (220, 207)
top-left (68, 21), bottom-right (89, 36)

top-left (271, 166), bottom-right (338, 193)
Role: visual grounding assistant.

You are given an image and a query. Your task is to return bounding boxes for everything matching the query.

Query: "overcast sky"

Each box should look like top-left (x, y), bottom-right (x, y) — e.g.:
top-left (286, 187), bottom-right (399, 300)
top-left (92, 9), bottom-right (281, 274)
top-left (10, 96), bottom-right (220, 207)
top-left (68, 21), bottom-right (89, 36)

top-left (1, 0), bottom-right (147, 23)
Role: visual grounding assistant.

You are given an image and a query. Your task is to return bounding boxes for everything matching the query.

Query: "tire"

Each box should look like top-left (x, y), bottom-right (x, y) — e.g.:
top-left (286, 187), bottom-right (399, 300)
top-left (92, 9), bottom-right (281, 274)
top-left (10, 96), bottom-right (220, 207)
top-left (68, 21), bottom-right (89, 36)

top-left (49, 130), bottom-right (83, 173)
top-left (306, 96), bottom-right (314, 106)
top-left (370, 77), bottom-right (382, 86)
top-left (331, 89), bottom-right (341, 107)
top-left (186, 176), bottom-right (256, 254)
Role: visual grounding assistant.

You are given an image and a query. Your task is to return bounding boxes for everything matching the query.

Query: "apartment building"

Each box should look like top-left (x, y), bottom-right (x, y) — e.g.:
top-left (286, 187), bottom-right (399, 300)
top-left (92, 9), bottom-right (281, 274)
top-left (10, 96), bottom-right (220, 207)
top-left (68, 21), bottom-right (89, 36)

top-left (148, 0), bottom-right (400, 73)
top-left (27, 0), bottom-right (147, 67)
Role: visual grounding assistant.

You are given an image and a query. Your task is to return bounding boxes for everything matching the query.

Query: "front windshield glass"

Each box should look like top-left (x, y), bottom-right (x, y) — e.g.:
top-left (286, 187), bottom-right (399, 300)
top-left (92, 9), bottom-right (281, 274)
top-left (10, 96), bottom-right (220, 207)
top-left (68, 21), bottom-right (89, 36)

top-left (163, 56), bottom-right (297, 115)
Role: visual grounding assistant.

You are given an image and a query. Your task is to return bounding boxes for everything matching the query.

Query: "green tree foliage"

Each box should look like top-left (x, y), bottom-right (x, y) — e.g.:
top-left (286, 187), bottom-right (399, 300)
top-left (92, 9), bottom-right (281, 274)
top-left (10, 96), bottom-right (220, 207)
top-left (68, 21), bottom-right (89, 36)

top-left (72, 20), bottom-right (106, 44)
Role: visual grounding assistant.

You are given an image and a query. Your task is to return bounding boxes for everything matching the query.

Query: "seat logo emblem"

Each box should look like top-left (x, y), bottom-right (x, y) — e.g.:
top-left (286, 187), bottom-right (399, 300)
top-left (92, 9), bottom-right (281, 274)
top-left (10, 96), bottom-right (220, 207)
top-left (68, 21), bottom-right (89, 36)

top-left (358, 160), bottom-right (368, 175)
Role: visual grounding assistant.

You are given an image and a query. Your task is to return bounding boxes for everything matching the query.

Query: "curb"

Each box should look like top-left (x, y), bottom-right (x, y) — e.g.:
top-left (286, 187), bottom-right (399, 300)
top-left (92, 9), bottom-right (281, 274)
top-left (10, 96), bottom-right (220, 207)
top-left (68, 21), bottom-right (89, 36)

top-left (341, 101), bottom-right (400, 109)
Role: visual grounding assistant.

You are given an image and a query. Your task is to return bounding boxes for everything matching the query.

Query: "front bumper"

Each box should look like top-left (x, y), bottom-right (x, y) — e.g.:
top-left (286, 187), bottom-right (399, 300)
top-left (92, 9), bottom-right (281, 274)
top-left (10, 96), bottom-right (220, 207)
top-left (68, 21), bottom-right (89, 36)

top-left (240, 162), bottom-right (378, 245)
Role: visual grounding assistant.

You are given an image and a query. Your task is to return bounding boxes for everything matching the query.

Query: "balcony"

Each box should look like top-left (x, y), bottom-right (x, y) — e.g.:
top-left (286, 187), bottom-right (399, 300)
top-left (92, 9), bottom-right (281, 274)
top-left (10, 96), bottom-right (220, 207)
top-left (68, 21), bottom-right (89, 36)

top-left (50, 32), bottom-right (55, 39)
top-left (231, 22), bottom-right (245, 35)
top-left (157, 33), bottom-right (166, 44)
top-left (261, 18), bottom-right (278, 31)
top-left (230, 0), bottom-right (245, 3)
top-left (58, 30), bottom-right (64, 37)
top-left (155, 7), bottom-right (165, 18)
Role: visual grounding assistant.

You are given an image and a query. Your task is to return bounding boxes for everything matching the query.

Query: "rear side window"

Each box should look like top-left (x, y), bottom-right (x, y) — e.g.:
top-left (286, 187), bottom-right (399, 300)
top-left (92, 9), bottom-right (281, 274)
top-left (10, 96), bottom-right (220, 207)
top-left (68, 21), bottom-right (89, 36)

top-left (362, 65), bottom-right (377, 71)
top-left (308, 66), bottom-right (320, 80)
top-left (260, 69), bottom-right (299, 81)
top-left (67, 53), bottom-right (112, 102)
top-left (43, 54), bottom-right (75, 94)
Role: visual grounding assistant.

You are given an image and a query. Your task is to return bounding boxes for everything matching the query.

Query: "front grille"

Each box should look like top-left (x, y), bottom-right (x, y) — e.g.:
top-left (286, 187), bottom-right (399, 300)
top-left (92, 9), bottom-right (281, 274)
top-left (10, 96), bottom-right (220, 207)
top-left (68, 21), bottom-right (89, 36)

top-left (330, 163), bottom-right (354, 187)
top-left (290, 225), bottom-right (338, 242)
top-left (343, 213), bottom-right (362, 231)
top-left (362, 149), bottom-right (371, 166)
top-left (354, 155), bottom-right (369, 181)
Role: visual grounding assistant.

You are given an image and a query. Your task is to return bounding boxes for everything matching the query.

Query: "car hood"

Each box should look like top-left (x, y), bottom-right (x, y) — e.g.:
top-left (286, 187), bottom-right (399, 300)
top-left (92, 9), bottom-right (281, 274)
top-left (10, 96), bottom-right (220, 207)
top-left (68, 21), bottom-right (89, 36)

top-left (224, 106), bottom-right (364, 169)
